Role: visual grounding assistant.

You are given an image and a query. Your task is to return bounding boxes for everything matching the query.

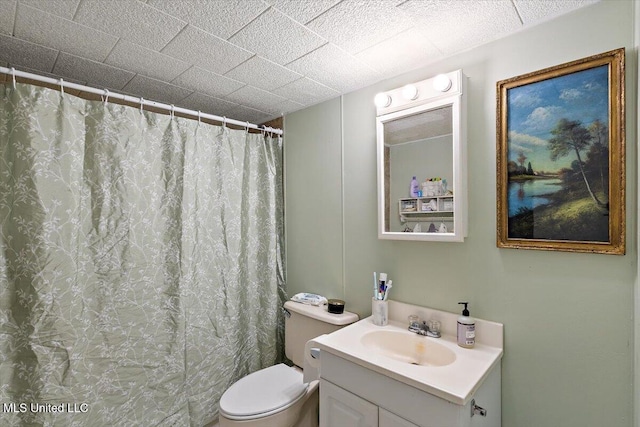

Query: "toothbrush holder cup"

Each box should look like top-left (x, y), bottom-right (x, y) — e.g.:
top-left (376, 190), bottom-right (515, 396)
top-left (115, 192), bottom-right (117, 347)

top-left (372, 298), bottom-right (388, 326)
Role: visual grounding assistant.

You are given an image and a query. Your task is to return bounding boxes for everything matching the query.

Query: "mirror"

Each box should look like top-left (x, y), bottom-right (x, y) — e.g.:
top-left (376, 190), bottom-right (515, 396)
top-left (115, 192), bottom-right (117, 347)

top-left (376, 70), bottom-right (467, 242)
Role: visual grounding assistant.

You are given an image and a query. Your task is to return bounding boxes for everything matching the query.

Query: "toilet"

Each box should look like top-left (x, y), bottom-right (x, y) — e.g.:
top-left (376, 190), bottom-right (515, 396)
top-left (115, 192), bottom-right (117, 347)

top-left (218, 300), bottom-right (358, 427)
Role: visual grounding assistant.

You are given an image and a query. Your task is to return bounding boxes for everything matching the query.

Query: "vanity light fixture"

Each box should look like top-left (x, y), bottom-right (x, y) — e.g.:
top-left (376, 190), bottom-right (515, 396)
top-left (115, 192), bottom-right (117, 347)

top-left (374, 92), bottom-right (392, 108)
top-left (375, 71), bottom-right (461, 115)
top-left (433, 74), bottom-right (452, 92)
top-left (401, 84), bottom-right (419, 100)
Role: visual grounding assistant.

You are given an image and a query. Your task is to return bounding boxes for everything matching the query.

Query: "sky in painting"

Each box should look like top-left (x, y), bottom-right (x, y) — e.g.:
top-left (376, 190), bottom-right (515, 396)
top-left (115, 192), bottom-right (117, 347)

top-left (507, 65), bottom-right (609, 173)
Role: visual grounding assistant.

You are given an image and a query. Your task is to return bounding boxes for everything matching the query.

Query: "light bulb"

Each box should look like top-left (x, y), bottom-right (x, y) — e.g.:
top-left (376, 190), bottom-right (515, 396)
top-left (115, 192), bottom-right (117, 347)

top-left (374, 92), bottom-right (392, 108)
top-left (433, 74), bottom-right (452, 92)
top-left (401, 84), bottom-right (419, 100)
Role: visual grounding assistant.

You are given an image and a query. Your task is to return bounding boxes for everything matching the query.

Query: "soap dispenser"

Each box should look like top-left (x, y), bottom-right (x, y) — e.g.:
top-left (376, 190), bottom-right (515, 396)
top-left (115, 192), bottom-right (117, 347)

top-left (457, 302), bottom-right (475, 348)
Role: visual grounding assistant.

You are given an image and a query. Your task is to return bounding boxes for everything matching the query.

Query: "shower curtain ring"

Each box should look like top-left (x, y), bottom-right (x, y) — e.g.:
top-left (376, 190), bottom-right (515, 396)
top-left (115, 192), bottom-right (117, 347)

top-left (10, 67), bottom-right (16, 90)
top-left (197, 110), bottom-right (201, 124)
top-left (103, 89), bottom-right (109, 105)
top-left (245, 121), bottom-right (250, 132)
top-left (140, 97), bottom-right (144, 113)
top-left (222, 116), bottom-right (227, 128)
top-left (59, 78), bottom-right (64, 95)
top-left (170, 104), bottom-right (175, 118)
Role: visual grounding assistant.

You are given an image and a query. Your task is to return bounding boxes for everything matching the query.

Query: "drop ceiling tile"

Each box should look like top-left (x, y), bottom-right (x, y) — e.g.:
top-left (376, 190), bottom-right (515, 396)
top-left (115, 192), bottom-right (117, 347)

top-left (20, 0), bottom-right (80, 19)
top-left (229, 7), bottom-right (327, 65)
top-left (399, 0), bottom-right (522, 54)
top-left (224, 85), bottom-right (286, 115)
top-left (53, 52), bottom-right (135, 91)
top-left (0, 1), bottom-right (16, 35)
top-left (148, 0), bottom-right (268, 40)
top-left (273, 76), bottom-right (339, 106)
top-left (514, 0), bottom-right (599, 24)
top-left (224, 56), bottom-right (302, 91)
top-left (226, 103), bottom-right (272, 124)
top-left (16, 64), bottom-right (85, 85)
top-left (162, 26), bottom-right (253, 75)
top-left (306, 0), bottom-right (412, 54)
top-left (272, 98), bottom-right (305, 116)
top-left (179, 92), bottom-right (240, 118)
top-left (0, 34), bottom-right (58, 72)
top-left (355, 28), bottom-right (443, 76)
top-left (106, 40), bottom-right (190, 82)
top-left (74, 0), bottom-right (185, 51)
top-left (14, 4), bottom-right (117, 62)
top-left (172, 66), bottom-right (245, 98)
top-left (268, 0), bottom-right (340, 24)
top-left (122, 75), bottom-right (192, 106)
top-left (287, 43), bottom-right (381, 93)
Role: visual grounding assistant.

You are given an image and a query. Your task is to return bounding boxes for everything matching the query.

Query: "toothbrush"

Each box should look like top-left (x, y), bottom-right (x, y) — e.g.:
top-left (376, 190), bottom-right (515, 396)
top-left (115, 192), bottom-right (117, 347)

top-left (383, 281), bottom-right (392, 300)
top-left (373, 272), bottom-right (378, 299)
top-left (379, 273), bottom-right (387, 297)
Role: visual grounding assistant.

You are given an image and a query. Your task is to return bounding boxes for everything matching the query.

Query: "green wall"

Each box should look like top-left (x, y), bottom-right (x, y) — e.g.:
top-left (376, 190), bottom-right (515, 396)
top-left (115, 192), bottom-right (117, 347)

top-left (285, 2), bottom-right (637, 426)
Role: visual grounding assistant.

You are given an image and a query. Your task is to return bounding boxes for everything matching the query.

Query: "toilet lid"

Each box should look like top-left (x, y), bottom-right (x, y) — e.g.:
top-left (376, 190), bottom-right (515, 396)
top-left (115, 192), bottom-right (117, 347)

top-left (219, 364), bottom-right (309, 419)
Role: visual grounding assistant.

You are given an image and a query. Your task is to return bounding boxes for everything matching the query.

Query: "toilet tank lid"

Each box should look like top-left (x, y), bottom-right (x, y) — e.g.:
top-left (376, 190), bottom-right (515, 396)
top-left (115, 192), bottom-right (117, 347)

top-left (284, 301), bottom-right (358, 325)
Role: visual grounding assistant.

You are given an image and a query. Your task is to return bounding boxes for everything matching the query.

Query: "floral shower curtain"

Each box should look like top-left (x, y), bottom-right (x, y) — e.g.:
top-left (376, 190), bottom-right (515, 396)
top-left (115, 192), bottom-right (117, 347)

top-left (0, 83), bottom-right (285, 426)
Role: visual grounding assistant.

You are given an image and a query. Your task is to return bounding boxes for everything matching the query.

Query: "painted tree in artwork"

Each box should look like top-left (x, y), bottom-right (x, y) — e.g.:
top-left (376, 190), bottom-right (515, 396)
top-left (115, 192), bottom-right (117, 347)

top-left (548, 118), bottom-right (606, 208)
top-left (586, 119), bottom-right (609, 197)
top-left (516, 151), bottom-right (527, 174)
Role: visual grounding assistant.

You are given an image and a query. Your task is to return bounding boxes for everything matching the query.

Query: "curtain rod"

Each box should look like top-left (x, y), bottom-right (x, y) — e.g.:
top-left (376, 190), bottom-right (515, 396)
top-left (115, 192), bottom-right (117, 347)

top-left (0, 66), bottom-right (283, 135)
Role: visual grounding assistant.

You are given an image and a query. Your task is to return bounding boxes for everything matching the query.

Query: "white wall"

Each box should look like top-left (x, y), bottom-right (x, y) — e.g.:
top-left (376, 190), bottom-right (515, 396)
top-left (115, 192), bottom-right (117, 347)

top-left (635, 1), bottom-right (640, 425)
top-left (285, 2), bottom-right (637, 426)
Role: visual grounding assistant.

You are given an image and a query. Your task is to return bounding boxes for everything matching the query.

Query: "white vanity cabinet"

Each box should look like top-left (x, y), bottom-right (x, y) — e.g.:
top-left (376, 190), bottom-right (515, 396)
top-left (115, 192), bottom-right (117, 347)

top-left (319, 351), bottom-right (501, 427)
top-left (313, 301), bottom-right (503, 427)
top-left (320, 379), bottom-right (419, 427)
top-left (320, 379), bottom-right (379, 427)
top-left (379, 409), bottom-right (419, 427)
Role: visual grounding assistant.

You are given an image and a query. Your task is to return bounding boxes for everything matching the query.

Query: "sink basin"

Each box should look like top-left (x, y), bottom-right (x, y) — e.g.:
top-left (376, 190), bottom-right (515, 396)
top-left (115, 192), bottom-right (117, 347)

top-left (360, 330), bottom-right (456, 367)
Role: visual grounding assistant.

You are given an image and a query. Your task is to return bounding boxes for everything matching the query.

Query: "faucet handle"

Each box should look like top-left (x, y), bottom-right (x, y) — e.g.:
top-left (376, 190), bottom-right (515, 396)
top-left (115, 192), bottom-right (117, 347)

top-left (408, 315), bottom-right (421, 327)
top-left (426, 319), bottom-right (441, 338)
top-left (408, 315), bottom-right (424, 333)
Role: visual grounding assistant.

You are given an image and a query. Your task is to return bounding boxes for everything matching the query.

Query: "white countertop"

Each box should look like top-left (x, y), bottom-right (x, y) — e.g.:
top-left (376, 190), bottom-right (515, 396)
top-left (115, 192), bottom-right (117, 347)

top-left (313, 300), bottom-right (504, 405)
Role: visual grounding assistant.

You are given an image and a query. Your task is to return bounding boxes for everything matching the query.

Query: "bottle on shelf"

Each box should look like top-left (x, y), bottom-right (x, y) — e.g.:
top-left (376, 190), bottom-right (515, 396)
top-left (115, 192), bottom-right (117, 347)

top-left (409, 176), bottom-right (419, 197)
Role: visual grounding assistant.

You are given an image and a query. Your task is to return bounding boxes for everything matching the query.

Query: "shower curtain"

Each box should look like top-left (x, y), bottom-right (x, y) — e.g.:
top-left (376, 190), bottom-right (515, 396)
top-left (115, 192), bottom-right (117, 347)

top-left (0, 83), bottom-right (285, 426)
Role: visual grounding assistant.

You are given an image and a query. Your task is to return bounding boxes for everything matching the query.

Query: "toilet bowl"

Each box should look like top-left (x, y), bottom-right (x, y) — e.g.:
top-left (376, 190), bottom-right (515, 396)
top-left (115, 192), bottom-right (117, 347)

top-left (218, 301), bottom-right (358, 427)
top-left (219, 364), bottom-right (318, 427)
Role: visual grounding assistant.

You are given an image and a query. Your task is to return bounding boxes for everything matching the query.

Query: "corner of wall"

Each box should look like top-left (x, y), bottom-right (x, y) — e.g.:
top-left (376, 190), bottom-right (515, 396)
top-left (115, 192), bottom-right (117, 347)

top-left (634, 1), bottom-right (640, 425)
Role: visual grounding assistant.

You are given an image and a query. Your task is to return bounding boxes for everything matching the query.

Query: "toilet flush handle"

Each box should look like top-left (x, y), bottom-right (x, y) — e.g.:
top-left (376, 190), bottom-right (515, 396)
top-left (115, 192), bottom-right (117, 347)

top-left (310, 348), bottom-right (320, 359)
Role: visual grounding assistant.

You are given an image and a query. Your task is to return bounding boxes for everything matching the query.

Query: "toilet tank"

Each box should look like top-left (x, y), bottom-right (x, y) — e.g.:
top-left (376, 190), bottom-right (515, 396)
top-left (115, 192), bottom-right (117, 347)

top-left (284, 300), bottom-right (359, 368)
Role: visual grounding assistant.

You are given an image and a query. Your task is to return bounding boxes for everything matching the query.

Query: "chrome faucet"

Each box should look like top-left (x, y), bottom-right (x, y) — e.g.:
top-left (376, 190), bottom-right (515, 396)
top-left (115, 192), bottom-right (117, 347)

top-left (408, 316), bottom-right (429, 335)
top-left (408, 315), bottom-right (441, 338)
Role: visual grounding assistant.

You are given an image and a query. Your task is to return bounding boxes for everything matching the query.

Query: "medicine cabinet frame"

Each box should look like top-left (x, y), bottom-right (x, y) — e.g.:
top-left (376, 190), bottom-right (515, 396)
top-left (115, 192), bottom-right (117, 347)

top-left (376, 70), bottom-right (468, 242)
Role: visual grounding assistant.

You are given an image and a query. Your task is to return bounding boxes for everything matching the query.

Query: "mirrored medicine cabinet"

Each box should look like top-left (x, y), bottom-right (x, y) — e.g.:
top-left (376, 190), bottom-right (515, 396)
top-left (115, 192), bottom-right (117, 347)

top-left (376, 70), bottom-right (467, 242)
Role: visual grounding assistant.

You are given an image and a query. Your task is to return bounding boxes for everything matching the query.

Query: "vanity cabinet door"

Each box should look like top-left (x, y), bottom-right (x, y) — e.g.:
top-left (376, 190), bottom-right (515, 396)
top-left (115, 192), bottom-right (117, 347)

top-left (320, 379), bottom-right (378, 427)
top-left (379, 408), bottom-right (419, 427)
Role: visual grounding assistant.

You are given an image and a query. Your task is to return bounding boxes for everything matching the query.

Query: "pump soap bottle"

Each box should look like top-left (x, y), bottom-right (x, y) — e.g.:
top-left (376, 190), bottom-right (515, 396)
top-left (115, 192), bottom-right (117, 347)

top-left (457, 302), bottom-right (475, 348)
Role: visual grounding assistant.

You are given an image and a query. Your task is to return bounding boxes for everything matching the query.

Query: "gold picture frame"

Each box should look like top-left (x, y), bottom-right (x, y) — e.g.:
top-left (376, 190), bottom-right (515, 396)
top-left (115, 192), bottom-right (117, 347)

top-left (496, 48), bottom-right (625, 254)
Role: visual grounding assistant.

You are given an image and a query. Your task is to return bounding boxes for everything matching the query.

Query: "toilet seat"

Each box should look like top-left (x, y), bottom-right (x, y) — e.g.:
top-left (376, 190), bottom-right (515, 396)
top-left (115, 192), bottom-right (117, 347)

top-left (219, 364), bottom-right (309, 420)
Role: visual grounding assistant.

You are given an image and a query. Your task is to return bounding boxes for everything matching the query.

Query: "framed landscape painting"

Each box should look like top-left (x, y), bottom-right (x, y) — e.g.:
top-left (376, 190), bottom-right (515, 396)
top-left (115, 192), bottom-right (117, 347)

top-left (496, 48), bottom-right (625, 254)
